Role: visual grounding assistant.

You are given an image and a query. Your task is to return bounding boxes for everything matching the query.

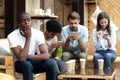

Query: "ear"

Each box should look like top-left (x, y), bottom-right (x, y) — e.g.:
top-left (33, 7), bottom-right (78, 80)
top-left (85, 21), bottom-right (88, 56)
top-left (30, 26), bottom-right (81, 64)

top-left (78, 19), bottom-right (80, 23)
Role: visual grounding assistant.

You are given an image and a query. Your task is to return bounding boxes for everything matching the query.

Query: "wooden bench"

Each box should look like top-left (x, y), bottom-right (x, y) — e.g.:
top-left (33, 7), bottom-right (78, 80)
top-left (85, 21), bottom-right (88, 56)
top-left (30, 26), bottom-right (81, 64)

top-left (0, 38), bottom-right (46, 80)
top-left (0, 73), bottom-right (15, 80)
top-left (87, 55), bottom-right (120, 68)
top-left (87, 55), bottom-right (120, 62)
top-left (0, 56), bottom-right (14, 76)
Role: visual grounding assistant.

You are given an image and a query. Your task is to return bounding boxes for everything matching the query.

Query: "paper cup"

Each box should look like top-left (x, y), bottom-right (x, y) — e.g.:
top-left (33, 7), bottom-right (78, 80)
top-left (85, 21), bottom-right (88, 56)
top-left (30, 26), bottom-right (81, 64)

top-left (69, 59), bottom-right (76, 70)
top-left (98, 59), bottom-right (104, 69)
top-left (80, 59), bottom-right (86, 68)
top-left (66, 61), bottom-right (73, 72)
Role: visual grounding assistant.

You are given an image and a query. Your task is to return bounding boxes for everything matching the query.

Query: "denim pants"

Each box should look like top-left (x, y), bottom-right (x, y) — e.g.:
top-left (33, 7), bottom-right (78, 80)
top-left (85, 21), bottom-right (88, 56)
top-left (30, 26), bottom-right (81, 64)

top-left (15, 58), bottom-right (59, 80)
top-left (51, 58), bottom-right (67, 74)
top-left (93, 49), bottom-right (116, 69)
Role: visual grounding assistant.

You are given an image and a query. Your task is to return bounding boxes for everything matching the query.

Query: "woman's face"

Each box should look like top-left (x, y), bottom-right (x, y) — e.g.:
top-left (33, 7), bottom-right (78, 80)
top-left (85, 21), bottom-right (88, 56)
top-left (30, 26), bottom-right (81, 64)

top-left (99, 18), bottom-right (108, 30)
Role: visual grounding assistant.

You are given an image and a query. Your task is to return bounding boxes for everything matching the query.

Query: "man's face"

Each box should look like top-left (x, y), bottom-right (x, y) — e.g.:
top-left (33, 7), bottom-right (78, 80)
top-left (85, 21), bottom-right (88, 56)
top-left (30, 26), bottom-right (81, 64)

top-left (18, 14), bottom-right (31, 31)
top-left (68, 19), bottom-right (80, 31)
top-left (46, 31), bottom-right (57, 39)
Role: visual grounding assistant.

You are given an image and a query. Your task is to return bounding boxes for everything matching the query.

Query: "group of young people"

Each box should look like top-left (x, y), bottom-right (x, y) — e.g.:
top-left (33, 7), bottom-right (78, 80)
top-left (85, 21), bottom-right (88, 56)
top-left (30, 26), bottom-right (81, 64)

top-left (7, 11), bottom-right (116, 80)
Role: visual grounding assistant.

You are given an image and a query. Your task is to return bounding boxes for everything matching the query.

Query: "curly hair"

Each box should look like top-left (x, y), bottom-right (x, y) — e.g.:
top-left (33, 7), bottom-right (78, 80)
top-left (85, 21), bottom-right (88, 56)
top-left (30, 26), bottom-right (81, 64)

top-left (46, 19), bottom-right (62, 33)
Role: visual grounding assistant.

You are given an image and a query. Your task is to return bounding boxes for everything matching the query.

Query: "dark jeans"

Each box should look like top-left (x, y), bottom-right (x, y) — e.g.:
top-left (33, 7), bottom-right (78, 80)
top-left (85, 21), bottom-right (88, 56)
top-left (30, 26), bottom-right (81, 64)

top-left (15, 58), bottom-right (58, 80)
top-left (51, 58), bottom-right (67, 74)
top-left (93, 49), bottom-right (116, 69)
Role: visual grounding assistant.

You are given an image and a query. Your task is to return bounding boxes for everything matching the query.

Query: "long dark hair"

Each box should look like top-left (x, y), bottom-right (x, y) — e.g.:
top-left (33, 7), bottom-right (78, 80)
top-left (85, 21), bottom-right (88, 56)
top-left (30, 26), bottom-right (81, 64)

top-left (96, 12), bottom-right (111, 35)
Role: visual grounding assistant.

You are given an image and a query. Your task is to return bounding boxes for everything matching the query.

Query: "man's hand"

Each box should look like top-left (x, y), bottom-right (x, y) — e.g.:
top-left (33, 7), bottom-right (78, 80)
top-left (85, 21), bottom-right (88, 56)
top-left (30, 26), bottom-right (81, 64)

top-left (51, 42), bottom-right (58, 48)
top-left (70, 33), bottom-right (80, 40)
top-left (23, 25), bottom-right (31, 40)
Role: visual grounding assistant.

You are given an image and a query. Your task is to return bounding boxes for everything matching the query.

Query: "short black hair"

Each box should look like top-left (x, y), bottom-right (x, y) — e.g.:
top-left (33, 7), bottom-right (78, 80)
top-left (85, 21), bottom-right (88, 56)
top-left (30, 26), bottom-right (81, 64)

top-left (17, 12), bottom-right (31, 22)
top-left (46, 19), bottom-right (62, 33)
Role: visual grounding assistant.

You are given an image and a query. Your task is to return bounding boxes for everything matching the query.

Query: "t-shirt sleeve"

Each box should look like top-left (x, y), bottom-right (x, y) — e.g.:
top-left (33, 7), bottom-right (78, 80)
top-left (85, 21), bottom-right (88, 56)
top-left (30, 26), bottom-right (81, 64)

top-left (36, 31), bottom-right (45, 45)
top-left (7, 34), bottom-right (18, 48)
top-left (61, 28), bottom-right (67, 42)
top-left (82, 27), bottom-right (88, 42)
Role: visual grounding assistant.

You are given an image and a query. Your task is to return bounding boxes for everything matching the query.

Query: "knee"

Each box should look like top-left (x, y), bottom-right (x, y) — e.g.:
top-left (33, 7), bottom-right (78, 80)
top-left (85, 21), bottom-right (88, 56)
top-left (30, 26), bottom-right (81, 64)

top-left (94, 53), bottom-right (99, 57)
top-left (47, 59), bottom-right (57, 68)
top-left (61, 52), bottom-right (70, 61)
top-left (79, 52), bottom-right (87, 59)
top-left (62, 52), bottom-right (69, 57)
top-left (93, 53), bottom-right (99, 60)
top-left (104, 53), bottom-right (111, 59)
top-left (21, 61), bottom-right (33, 70)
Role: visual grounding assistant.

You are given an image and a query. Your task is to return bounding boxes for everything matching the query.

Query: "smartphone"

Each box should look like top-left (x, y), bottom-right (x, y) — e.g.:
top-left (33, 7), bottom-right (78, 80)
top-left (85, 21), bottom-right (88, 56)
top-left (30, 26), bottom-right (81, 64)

top-left (104, 33), bottom-right (108, 36)
top-left (58, 41), bottom-right (63, 46)
top-left (71, 32), bottom-right (78, 35)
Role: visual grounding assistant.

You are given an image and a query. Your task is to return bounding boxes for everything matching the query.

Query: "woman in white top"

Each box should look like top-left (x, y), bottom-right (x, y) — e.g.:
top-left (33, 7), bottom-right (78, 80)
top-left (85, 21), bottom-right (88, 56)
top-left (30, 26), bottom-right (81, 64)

top-left (92, 12), bottom-right (116, 69)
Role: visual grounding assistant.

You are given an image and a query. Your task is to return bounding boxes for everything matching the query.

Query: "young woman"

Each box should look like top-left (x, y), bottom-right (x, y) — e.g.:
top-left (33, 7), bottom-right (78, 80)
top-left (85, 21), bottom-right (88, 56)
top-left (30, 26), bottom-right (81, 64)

top-left (92, 12), bottom-right (116, 69)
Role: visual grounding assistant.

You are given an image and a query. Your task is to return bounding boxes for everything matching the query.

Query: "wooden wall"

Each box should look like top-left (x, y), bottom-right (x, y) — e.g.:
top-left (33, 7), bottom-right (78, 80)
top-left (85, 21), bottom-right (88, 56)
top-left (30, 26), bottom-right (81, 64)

top-left (54, 0), bottom-right (71, 26)
top-left (87, 0), bottom-right (120, 56)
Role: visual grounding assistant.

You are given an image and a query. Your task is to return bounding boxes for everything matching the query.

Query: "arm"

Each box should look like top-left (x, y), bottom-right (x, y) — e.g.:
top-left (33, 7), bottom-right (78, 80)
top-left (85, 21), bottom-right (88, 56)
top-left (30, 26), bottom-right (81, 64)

top-left (92, 29), bottom-right (102, 49)
top-left (103, 30), bottom-right (116, 48)
top-left (103, 34), bottom-right (112, 47)
top-left (62, 35), bottom-right (72, 52)
top-left (11, 39), bottom-right (30, 61)
top-left (51, 47), bottom-right (59, 58)
top-left (28, 43), bottom-right (49, 60)
top-left (48, 42), bottom-right (58, 58)
top-left (10, 26), bottom-right (31, 61)
top-left (72, 33), bottom-right (87, 52)
top-left (48, 41), bottom-right (64, 58)
top-left (78, 37), bottom-right (88, 52)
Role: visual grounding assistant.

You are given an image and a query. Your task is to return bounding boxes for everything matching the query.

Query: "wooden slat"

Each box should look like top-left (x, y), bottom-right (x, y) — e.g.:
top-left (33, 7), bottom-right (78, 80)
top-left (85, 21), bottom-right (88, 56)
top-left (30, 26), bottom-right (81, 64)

top-left (58, 70), bottom-right (116, 80)
top-left (0, 56), bottom-right (14, 76)
top-left (0, 73), bottom-right (15, 80)
top-left (0, 65), bottom-right (13, 69)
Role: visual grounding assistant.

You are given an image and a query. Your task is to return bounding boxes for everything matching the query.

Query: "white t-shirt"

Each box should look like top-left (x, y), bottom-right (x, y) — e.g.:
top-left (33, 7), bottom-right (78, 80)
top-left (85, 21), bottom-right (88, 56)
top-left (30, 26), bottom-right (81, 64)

top-left (36, 35), bottom-right (57, 55)
top-left (46, 36), bottom-right (57, 54)
top-left (7, 28), bottom-right (45, 56)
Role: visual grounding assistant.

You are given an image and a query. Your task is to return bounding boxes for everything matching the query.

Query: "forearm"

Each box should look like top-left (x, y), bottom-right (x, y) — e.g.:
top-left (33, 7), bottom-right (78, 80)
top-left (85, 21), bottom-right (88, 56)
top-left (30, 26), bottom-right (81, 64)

top-left (28, 53), bottom-right (49, 60)
top-left (78, 38), bottom-right (86, 52)
top-left (107, 39), bottom-right (112, 47)
top-left (51, 48), bottom-right (58, 58)
top-left (62, 38), bottom-right (70, 52)
top-left (17, 39), bottom-right (30, 61)
top-left (48, 46), bottom-right (53, 54)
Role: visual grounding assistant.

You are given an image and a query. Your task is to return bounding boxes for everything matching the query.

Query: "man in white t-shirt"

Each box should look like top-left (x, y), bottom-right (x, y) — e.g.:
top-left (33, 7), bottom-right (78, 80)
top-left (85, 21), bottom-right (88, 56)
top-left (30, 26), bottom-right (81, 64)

top-left (43, 19), bottom-right (66, 74)
top-left (7, 12), bottom-right (58, 80)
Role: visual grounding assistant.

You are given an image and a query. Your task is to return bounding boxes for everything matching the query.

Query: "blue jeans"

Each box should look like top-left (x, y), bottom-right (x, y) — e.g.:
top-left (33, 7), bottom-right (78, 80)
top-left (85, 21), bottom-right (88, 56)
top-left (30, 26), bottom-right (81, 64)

top-left (15, 58), bottom-right (59, 80)
top-left (93, 49), bottom-right (116, 69)
top-left (51, 58), bottom-right (67, 74)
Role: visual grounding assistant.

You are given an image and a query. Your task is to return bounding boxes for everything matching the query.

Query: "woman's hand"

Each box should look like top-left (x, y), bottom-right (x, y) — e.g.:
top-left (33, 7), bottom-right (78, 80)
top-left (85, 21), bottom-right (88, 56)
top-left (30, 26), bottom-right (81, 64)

top-left (97, 31), bottom-right (101, 39)
top-left (103, 34), bottom-right (110, 40)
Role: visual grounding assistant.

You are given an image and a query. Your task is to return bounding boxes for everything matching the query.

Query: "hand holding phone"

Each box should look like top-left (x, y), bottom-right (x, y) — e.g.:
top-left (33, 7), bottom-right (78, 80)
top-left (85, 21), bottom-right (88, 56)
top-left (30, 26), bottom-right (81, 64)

top-left (103, 33), bottom-right (109, 40)
top-left (104, 33), bottom-right (108, 36)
